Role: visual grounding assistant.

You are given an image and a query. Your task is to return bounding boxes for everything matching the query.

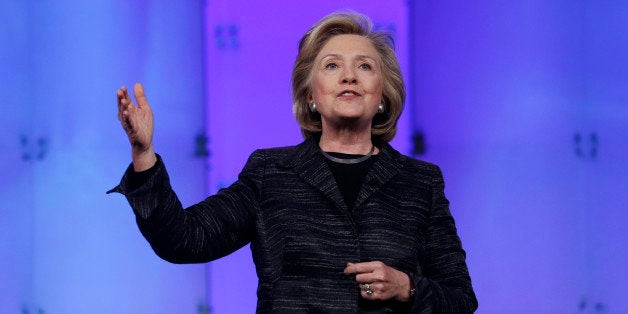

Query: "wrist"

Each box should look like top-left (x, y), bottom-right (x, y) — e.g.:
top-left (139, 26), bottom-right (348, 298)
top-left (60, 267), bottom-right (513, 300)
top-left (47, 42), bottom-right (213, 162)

top-left (132, 145), bottom-right (156, 172)
top-left (396, 272), bottom-right (414, 302)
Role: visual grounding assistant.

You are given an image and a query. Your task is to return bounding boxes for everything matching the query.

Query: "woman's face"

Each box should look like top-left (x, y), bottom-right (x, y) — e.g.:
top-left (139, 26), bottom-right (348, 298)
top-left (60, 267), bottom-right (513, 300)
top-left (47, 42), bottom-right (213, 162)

top-left (310, 34), bottom-right (383, 130)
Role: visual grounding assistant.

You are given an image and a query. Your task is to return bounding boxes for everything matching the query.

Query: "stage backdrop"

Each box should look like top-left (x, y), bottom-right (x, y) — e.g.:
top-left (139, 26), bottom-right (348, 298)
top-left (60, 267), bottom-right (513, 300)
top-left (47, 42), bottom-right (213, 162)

top-left (1, 1), bottom-right (626, 314)
top-left (409, 1), bottom-right (627, 312)
top-left (1, 1), bottom-right (208, 313)
top-left (204, 1), bottom-right (410, 312)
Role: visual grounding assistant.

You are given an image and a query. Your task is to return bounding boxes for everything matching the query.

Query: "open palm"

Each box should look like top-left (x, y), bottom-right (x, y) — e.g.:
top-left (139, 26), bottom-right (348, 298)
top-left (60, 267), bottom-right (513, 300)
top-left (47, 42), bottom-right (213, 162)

top-left (117, 83), bottom-right (156, 170)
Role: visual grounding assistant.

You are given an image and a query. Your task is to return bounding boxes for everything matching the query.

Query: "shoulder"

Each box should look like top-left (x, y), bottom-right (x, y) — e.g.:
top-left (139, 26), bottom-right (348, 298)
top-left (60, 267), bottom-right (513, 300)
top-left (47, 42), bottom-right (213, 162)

top-left (236, 144), bottom-right (303, 182)
top-left (380, 143), bottom-right (443, 181)
top-left (241, 142), bottom-right (307, 172)
top-left (255, 145), bottom-right (298, 157)
top-left (247, 138), bottom-right (319, 169)
top-left (402, 155), bottom-right (443, 178)
top-left (249, 144), bottom-right (300, 162)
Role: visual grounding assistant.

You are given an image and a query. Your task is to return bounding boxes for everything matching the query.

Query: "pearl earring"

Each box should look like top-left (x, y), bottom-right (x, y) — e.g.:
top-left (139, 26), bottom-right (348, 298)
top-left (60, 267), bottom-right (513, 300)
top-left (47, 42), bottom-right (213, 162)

top-left (309, 102), bottom-right (317, 112)
top-left (377, 104), bottom-right (385, 114)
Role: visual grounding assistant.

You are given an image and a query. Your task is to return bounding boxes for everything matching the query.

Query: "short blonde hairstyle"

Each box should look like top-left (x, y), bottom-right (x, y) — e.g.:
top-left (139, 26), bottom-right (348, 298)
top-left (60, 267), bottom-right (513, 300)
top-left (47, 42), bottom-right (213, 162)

top-left (292, 12), bottom-right (405, 143)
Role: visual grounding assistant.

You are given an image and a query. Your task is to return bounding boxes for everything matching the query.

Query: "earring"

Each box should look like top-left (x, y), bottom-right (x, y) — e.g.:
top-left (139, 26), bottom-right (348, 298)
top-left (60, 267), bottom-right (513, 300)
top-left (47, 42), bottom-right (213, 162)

top-left (377, 104), bottom-right (385, 114)
top-left (309, 102), bottom-right (317, 112)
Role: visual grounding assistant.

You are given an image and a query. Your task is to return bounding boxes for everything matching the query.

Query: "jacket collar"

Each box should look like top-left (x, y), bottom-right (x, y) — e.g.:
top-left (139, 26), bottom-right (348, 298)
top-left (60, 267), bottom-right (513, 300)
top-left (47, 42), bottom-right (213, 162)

top-left (279, 137), bottom-right (406, 211)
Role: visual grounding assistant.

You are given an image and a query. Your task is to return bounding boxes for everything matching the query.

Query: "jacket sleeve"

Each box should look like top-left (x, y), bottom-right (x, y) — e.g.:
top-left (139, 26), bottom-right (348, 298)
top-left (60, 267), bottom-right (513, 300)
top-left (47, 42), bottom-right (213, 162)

top-left (410, 165), bottom-right (478, 313)
top-left (108, 151), bottom-right (264, 264)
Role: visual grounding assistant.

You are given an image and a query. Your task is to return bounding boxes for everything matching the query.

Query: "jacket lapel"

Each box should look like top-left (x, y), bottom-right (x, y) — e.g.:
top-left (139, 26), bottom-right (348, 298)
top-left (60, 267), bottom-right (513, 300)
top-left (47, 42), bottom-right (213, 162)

top-left (279, 138), bottom-right (349, 213)
top-left (353, 143), bottom-right (405, 209)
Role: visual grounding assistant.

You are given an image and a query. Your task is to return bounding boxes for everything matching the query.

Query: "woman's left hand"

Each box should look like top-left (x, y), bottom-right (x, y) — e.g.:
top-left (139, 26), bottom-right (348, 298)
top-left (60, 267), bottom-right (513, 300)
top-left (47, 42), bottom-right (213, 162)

top-left (344, 261), bottom-right (413, 302)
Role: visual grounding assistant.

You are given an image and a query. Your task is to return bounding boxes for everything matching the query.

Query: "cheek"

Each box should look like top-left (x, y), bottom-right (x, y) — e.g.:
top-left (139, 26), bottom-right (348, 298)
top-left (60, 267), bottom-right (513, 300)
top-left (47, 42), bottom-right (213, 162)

top-left (364, 77), bottom-right (384, 96)
top-left (312, 76), bottom-right (335, 98)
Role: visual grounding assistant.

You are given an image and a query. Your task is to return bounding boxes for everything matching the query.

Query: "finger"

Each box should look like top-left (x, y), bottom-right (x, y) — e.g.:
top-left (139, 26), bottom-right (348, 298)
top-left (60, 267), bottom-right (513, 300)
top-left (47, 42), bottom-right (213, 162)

top-left (117, 86), bottom-right (133, 107)
top-left (117, 92), bottom-right (130, 122)
top-left (122, 85), bottom-right (129, 99)
top-left (344, 262), bottom-right (368, 274)
top-left (119, 104), bottom-right (133, 127)
top-left (362, 289), bottom-right (393, 301)
top-left (355, 273), bottom-right (375, 283)
top-left (122, 88), bottom-right (135, 114)
top-left (360, 282), bottom-right (373, 296)
top-left (344, 261), bottom-right (382, 275)
top-left (133, 83), bottom-right (149, 109)
top-left (117, 87), bottom-right (125, 102)
top-left (119, 86), bottom-right (130, 104)
top-left (357, 266), bottom-right (393, 284)
top-left (344, 262), bottom-right (354, 274)
top-left (359, 283), bottom-right (382, 291)
top-left (361, 282), bottom-right (394, 301)
top-left (117, 87), bottom-right (125, 112)
top-left (125, 87), bottom-right (135, 107)
top-left (119, 101), bottom-right (132, 123)
top-left (360, 284), bottom-right (382, 300)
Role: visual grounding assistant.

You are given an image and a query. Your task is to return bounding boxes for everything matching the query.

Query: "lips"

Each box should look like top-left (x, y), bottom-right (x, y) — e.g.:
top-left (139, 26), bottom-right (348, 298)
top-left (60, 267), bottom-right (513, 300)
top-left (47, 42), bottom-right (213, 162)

top-left (337, 90), bottom-right (361, 97)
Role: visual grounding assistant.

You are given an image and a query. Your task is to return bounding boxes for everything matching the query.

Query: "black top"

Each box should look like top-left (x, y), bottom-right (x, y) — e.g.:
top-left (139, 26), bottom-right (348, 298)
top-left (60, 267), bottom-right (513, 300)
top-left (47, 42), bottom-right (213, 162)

top-left (322, 152), bottom-right (377, 210)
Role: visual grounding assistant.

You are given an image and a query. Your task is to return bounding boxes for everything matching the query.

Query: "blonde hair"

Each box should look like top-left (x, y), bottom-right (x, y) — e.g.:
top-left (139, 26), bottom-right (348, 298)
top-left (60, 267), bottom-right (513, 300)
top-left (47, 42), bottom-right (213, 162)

top-left (291, 12), bottom-right (405, 143)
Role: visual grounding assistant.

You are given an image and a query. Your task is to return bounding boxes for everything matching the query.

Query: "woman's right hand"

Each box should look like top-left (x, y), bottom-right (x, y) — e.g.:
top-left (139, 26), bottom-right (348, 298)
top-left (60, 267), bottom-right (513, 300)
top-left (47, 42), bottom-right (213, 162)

top-left (117, 83), bottom-right (157, 171)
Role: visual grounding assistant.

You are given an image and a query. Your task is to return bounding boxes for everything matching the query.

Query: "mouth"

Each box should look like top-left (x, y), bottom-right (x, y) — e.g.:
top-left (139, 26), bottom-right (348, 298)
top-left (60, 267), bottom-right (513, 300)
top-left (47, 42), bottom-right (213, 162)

top-left (337, 90), bottom-right (361, 97)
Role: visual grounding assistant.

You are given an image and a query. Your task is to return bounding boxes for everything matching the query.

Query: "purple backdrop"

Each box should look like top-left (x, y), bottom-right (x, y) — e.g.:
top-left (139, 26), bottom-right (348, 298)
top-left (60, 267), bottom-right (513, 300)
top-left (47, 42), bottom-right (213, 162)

top-left (0, 0), bottom-right (626, 313)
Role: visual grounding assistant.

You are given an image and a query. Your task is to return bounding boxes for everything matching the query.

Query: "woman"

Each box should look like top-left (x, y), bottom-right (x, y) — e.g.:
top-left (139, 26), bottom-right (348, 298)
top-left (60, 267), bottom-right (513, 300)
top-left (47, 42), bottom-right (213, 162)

top-left (111, 12), bottom-right (477, 313)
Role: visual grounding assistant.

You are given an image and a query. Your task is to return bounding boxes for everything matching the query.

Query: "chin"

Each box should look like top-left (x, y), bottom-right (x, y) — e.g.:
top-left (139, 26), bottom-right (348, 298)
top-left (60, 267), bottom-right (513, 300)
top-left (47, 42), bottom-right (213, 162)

top-left (334, 107), bottom-right (365, 117)
top-left (335, 113), bottom-right (364, 121)
top-left (336, 115), bottom-right (372, 126)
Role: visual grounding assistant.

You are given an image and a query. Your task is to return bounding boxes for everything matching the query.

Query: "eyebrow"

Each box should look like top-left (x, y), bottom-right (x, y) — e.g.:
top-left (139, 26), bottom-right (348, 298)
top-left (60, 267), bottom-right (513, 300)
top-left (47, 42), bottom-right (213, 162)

top-left (320, 54), bottom-right (377, 62)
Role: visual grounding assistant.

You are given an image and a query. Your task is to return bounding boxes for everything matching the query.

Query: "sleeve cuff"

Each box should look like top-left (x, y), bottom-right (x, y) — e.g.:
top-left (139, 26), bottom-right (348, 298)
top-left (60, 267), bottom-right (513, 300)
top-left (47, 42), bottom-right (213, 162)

top-left (106, 154), bottom-right (163, 195)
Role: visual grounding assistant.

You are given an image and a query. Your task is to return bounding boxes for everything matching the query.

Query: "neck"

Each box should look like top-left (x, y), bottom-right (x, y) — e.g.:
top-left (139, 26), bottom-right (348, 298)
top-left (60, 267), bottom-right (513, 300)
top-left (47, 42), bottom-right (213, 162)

top-left (319, 126), bottom-right (375, 155)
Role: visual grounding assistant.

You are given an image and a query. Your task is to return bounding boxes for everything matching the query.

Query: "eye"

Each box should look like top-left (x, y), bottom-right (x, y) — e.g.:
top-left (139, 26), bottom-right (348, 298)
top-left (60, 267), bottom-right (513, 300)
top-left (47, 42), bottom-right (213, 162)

top-left (325, 62), bottom-right (339, 70)
top-left (359, 63), bottom-right (372, 70)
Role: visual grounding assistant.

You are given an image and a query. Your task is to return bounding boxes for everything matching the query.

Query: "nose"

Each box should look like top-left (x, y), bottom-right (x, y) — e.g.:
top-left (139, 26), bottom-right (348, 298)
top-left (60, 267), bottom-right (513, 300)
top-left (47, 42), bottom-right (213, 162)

top-left (341, 67), bottom-right (357, 84)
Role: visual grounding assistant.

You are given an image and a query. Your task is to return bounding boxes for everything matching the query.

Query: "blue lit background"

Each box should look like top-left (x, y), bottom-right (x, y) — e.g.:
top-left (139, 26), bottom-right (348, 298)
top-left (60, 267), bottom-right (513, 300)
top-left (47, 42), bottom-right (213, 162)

top-left (1, 1), bottom-right (626, 313)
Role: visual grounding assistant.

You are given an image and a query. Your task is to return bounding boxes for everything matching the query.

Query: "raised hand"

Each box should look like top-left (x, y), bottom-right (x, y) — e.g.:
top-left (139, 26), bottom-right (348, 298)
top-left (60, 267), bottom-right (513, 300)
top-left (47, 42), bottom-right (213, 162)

top-left (344, 261), bottom-right (413, 302)
top-left (117, 83), bottom-right (157, 171)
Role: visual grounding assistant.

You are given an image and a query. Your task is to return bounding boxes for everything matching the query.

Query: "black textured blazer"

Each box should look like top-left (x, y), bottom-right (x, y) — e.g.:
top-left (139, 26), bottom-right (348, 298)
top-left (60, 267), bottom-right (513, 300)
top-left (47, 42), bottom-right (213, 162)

top-left (111, 137), bottom-right (477, 313)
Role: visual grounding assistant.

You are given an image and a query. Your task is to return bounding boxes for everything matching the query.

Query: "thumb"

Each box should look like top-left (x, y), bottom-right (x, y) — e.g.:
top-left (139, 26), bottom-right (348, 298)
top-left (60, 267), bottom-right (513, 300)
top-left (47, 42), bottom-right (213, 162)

top-left (133, 83), bottom-right (149, 108)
